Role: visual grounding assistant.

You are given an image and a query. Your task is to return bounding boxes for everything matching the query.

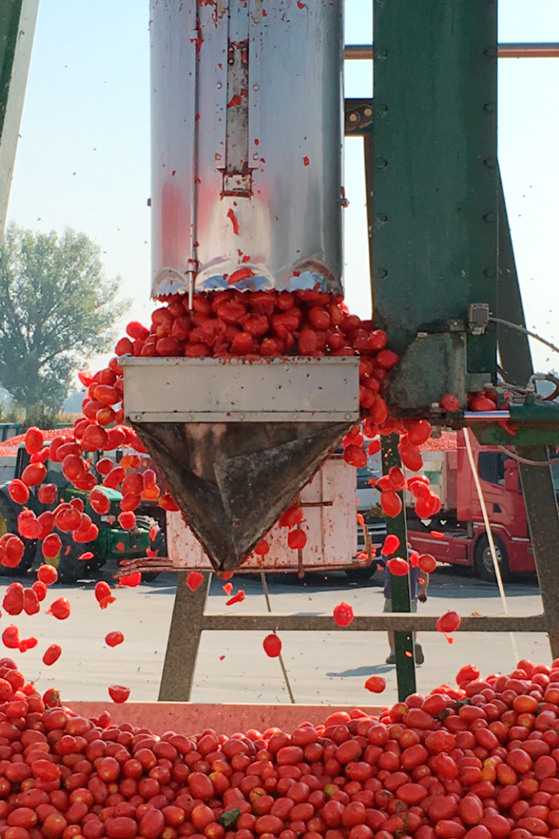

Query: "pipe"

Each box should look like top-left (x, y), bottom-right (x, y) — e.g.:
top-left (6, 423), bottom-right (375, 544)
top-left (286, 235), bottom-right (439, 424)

top-left (463, 411), bottom-right (511, 422)
top-left (344, 43), bottom-right (559, 60)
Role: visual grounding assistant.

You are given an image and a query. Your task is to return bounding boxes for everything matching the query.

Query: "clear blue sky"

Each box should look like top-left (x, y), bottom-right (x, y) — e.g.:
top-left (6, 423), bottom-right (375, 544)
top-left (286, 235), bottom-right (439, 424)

top-left (6, 0), bottom-right (559, 375)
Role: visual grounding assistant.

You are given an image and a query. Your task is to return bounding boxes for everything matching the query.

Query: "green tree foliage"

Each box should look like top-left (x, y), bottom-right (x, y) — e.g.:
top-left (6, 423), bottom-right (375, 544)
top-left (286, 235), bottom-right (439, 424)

top-left (0, 224), bottom-right (129, 418)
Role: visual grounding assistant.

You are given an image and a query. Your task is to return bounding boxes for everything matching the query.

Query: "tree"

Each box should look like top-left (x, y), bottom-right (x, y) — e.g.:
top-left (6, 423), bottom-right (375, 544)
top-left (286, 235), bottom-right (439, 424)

top-left (0, 224), bottom-right (130, 419)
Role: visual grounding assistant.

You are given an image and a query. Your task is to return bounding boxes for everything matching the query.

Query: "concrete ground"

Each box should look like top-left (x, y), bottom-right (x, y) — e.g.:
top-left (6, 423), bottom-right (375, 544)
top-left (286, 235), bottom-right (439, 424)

top-left (0, 563), bottom-right (548, 708)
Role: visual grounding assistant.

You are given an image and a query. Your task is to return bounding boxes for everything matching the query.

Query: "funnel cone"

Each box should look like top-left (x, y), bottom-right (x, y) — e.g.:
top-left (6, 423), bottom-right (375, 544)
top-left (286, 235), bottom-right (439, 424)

top-left (133, 420), bottom-right (353, 571)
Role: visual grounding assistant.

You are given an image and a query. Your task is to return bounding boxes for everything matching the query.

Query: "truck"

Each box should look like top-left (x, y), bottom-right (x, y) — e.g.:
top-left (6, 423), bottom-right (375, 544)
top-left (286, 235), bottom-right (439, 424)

top-left (407, 430), bottom-right (559, 582)
top-left (0, 429), bottom-right (166, 583)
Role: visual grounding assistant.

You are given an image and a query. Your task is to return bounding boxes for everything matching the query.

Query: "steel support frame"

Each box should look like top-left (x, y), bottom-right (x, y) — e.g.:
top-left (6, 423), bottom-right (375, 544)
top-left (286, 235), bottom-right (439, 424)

top-left (0, 0), bottom-right (39, 244)
top-left (371, 0), bottom-right (498, 379)
top-left (496, 171), bottom-right (559, 660)
top-left (157, 572), bottom-right (547, 701)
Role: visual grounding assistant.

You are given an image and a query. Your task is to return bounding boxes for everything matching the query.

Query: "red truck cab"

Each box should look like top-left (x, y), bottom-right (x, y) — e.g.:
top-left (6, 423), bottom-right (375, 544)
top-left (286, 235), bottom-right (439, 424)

top-left (407, 430), bottom-right (557, 581)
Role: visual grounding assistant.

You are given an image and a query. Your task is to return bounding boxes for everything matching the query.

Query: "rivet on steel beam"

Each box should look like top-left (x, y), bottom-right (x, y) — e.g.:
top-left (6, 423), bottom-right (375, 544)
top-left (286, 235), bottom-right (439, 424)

top-left (483, 267), bottom-right (497, 278)
top-left (253, 84), bottom-right (260, 91)
top-left (253, 153), bottom-right (259, 160)
top-left (345, 414), bottom-right (352, 421)
top-left (484, 47), bottom-right (498, 58)
top-left (376, 49), bottom-right (387, 60)
top-left (483, 212), bottom-right (496, 223)
top-left (374, 268), bottom-right (388, 280)
top-left (375, 214), bottom-right (388, 225)
top-left (375, 104), bottom-right (388, 114)
top-left (349, 112), bottom-right (359, 122)
top-left (483, 102), bottom-right (497, 113)
top-left (376, 158), bottom-right (388, 169)
top-left (483, 157), bottom-right (497, 168)
top-left (216, 82), bottom-right (222, 89)
top-left (364, 107), bottom-right (373, 117)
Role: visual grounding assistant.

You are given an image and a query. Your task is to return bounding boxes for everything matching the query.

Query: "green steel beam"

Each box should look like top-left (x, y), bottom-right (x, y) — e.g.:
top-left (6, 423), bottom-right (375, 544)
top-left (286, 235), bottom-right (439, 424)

top-left (382, 434), bottom-right (416, 700)
top-left (0, 0), bottom-right (39, 245)
top-left (372, 0), bottom-right (498, 400)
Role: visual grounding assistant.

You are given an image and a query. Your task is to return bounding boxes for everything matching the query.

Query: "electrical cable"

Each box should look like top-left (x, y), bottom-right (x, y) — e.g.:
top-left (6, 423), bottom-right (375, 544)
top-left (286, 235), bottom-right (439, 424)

top-left (464, 429), bottom-right (519, 662)
top-left (497, 446), bottom-right (558, 467)
top-left (489, 316), bottom-right (559, 357)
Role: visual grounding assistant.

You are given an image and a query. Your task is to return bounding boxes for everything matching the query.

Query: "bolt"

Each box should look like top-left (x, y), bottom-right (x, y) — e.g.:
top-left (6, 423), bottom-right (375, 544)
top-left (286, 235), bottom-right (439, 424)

top-left (349, 112), bottom-right (359, 123)
top-left (344, 414), bottom-right (352, 421)
top-left (364, 107), bottom-right (373, 117)
top-left (215, 153), bottom-right (222, 161)
top-left (483, 267), bottom-right (497, 278)
top-left (376, 49), bottom-right (387, 59)
top-left (253, 83), bottom-right (260, 91)
top-left (374, 268), bottom-right (388, 280)
top-left (216, 82), bottom-right (222, 89)
top-left (483, 212), bottom-right (496, 223)
top-left (376, 158), bottom-right (388, 169)
top-left (375, 214), bottom-right (388, 225)
top-left (375, 103), bottom-right (387, 114)
top-left (483, 157), bottom-right (497, 169)
top-left (483, 101), bottom-right (496, 113)
top-left (253, 153), bottom-right (259, 160)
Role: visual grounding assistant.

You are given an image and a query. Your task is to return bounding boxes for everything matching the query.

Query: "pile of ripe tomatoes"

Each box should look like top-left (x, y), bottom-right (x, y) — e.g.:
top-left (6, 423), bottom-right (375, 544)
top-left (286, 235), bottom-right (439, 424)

top-left (0, 658), bottom-right (556, 839)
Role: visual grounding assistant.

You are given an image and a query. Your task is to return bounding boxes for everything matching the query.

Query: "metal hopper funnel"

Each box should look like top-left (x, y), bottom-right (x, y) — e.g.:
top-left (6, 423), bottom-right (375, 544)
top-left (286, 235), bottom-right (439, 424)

top-left (122, 357), bottom-right (359, 572)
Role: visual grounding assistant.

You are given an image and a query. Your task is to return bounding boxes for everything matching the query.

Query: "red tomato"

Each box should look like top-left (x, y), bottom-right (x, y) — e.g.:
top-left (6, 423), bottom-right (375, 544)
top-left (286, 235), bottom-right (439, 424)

top-left (25, 427), bottom-right (44, 455)
top-left (344, 444), bottom-right (367, 468)
top-left (382, 534), bottom-right (401, 555)
top-left (333, 602), bottom-right (354, 627)
top-left (47, 597), bottom-right (71, 620)
top-left (105, 632), bottom-right (125, 648)
top-left (38, 563), bottom-right (58, 585)
top-left (364, 676), bottom-right (386, 694)
top-left (108, 685), bottom-right (130, 704)
top-left (42, 644), bottom-right (62, 666)
top-left (387, 557), bottom-right (409, 577)
top-left (21, 462), bottom-right (47, 487)
top-left (436, 611), bottom-right (462, 633)
top-left (8, 479), bottom-right (30, 505)
top-left (441, 393), bottom-right (461, 412)
top-left (263, 635), bottom-right (282, 658)
top-left (287, 529), bottom-right (307, 550)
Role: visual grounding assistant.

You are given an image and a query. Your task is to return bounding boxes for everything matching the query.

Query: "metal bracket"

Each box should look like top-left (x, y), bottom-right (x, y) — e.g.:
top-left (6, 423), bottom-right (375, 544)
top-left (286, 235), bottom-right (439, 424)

top-left (468, 303), bottom-right (490, 335)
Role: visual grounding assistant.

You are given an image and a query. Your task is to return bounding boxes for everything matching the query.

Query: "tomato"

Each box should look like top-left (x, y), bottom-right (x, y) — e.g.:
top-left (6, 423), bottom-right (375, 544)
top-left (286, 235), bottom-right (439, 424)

top-left (365, 676), bottom-right (386, 694)
top-left (263, 635), bottom-right (282, 658)
top-left (95, 580), bottom-right (115, 608)
top-left (333, 602), bottom-right (354, 627)
top-left (381, 491), bottom-right (402, 518)
top-left (108, 685), bottom-right (130, 704)
top-left (343, 444), bottom-right (367, 468)
top-left (436, 611), bottom-right (462, 633)
top-left (105, 632), bottom-right (125, 648)
top-left (47, 598), bottom-right (71, 620)
top-left (42, 644), bottom-right (62, 666)
top-left (9, 479), bottom-right (30, 505)
top-left (38, 563), bottom-right (58, 585)
top-left (42, 533), bottom-right (62, 559)
top-left (440, 393), bottom-right (460, 412)
top-left (21, 462), bottom-right (47, 487)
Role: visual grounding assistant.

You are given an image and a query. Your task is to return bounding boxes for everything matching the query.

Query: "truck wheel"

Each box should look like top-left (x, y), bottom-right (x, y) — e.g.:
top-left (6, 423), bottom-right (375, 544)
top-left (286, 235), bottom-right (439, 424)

top-left (474, 535), bottom-right (511, 583)
top-left (0, 493), bottom-right (36, 577)
top-left (345, 564), bottom-right (376, 583)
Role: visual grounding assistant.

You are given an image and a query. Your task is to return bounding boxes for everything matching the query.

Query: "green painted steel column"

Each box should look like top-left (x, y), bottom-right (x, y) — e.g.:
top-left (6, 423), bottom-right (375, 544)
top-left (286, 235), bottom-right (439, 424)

top-left (0, 0), bottom-right (39, 244)
top-left (372, 0), bottom-right (498, 382)
top-left (382, 434), bottom-right (416, 700)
